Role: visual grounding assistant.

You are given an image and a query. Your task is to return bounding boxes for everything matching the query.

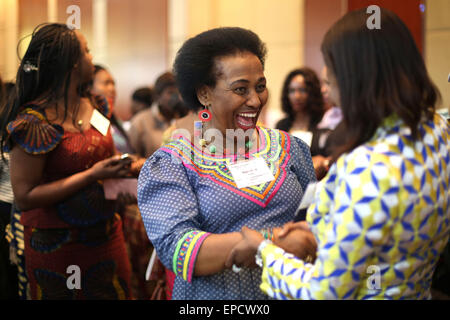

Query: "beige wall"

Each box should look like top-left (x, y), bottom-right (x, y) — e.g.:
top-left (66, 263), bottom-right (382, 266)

top-left (0, 0), bottom-right (18, 82)
top-left (425, 0), bottom-right (450, 111)
top-left (169, 0), bottom-right (306, 127)
top-left (304, 0), bottom-right (347, 75)
top-left (105, 0), bottom-right (168, 120)
top-left (0, 0), bottom-right (168, 121)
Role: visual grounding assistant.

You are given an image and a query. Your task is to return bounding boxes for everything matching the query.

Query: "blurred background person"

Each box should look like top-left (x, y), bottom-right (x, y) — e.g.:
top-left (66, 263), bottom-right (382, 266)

top-left (161, 93), bottom-right (192, 145)
top-left (1, 79), bottom-right (27, 300)
top-left (91, 65), bottom-right (135, 155)
top-left (130, 86), bottom-right (153, 118)
top-left (0, 75), bottom-right (19, 299)
top-left (91, 67), bottom-right (154, 299)
top-left (317, 66), bottom-right (342, 131)
top-left (128, 71), bottom-right (181, 158)
top-left (276, 67), bottom-right (332, 179)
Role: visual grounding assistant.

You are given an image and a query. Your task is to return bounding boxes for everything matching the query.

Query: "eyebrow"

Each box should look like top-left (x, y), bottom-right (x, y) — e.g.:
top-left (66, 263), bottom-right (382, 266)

top-left (229, 77), bottom-right (266, 86)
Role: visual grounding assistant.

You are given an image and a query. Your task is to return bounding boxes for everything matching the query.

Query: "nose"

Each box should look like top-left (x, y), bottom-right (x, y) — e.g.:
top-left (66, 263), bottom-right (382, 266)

top-left (246, 89), bottom-right (262, 109)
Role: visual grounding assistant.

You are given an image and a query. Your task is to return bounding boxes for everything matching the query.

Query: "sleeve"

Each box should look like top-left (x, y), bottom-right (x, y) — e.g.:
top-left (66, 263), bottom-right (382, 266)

top-left (137, 150), bottom-right (211, 283)
top-left (259, 150), bottom-right (399, 299)
top-left (6, 108), bottom-right (63, 155)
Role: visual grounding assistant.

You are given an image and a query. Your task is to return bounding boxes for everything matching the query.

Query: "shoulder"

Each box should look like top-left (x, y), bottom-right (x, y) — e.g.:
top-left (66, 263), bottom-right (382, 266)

top-left (290, 133), bottom-right (313, 156)
top-left (131, 108), bottom-right (153, 126)
top-left (275, 117), bottom-right (292, 131)
top-left (430, 112), bottom-right (450, 140)
top-left (145, 138), bottom-right (191, 167)
top-left (138, 143), bottom-right (190, 190)
top-left (6, 105), bottom-right (64, 154)
top-left (331, 137), bottom-right (399, 196)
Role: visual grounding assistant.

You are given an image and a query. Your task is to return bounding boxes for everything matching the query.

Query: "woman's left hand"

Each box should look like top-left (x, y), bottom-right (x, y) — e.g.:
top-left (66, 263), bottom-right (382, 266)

top-left (225, 226), bottom-right (264, 269)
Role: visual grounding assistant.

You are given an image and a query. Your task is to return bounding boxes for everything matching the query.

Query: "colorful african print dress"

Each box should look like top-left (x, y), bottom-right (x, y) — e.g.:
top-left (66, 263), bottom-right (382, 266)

top-left (138, 126), bottom-right (317, 299)
top-left (6, 96), bottom-right (132, 300)
top-left (259, 113), bottom-right (450, 300)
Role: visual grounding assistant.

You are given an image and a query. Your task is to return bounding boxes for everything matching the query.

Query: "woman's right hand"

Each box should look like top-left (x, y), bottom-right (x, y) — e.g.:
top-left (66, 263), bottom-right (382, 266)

top-left (88, 155), bottom-right (132, 181)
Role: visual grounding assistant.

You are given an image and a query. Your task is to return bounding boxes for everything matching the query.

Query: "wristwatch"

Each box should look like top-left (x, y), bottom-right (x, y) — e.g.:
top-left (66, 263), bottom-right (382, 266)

top-left (255, 240), bottom-right (272, 267)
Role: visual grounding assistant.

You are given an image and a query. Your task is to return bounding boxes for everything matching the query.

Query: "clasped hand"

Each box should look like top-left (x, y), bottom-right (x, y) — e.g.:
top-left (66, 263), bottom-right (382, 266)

top-left (225, 221), bottom-right (317, 270)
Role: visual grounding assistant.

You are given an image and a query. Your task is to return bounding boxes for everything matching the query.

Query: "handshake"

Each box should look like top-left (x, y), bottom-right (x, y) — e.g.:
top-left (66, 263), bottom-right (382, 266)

top-left (224, 221), bottom-right (318, 271)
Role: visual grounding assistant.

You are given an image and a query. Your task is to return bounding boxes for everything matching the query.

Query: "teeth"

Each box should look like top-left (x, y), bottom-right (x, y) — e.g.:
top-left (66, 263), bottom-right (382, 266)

top-left (238, 113), bottom-right (257, 118)
top-left (237, 119), bottom-right (253, 127)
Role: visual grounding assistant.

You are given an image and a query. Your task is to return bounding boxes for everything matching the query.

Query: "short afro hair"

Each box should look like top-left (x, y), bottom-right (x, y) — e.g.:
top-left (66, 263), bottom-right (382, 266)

top-left (173, 27), bottom-right (267, 111)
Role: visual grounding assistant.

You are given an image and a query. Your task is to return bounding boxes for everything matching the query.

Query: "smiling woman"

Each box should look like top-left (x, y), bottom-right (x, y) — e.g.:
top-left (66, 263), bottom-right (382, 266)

top-left (137, 27), bottom-right (318, 300)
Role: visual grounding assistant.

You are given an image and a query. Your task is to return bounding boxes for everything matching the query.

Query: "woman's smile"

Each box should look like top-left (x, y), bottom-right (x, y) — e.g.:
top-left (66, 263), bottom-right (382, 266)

top-left (235, 110), bottom-right (259, 130)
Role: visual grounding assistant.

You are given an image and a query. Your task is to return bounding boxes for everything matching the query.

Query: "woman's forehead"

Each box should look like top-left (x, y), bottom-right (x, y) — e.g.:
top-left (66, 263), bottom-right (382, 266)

top-left (214, 52), bottom-right (264, 81)
top-left (75, 31), bottom-right (87, 46)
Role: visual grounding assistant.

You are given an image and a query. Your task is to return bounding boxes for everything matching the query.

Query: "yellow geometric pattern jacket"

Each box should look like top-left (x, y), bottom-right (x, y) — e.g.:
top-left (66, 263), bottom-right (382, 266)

top-left (260, 113), bottom-right (450, 299)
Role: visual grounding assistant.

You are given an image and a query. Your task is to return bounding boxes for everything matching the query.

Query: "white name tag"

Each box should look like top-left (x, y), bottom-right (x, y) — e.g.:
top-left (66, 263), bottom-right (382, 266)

top-left (228, 157), bottom-right (275, 189)
top-left (90, 109), bottom-right (110, 136)
top-left (291, 130), bottom-right (313, 147)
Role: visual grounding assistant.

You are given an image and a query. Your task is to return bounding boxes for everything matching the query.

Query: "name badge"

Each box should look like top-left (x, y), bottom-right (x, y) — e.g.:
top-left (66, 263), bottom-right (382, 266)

top-left (90, 109), bottom-right (110, 136)
top-left (228, 157), bottom-right (275, 189)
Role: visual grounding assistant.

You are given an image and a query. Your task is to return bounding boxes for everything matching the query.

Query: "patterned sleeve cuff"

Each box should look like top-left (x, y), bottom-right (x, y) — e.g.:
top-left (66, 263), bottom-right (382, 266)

top-left (172, 230), bottom-right (211, 283)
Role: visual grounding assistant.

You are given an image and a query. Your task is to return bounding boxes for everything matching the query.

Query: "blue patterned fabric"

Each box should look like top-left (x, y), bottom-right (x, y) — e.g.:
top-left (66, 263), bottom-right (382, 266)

top-left (138, 127), bottom-right (316, 299)
top-left (260, 113), bottom-right (450, 300)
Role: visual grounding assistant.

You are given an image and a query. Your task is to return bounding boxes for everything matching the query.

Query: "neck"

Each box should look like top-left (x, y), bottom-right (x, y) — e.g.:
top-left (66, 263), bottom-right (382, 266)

top-left (55, 77), bottom-right (83, 113)
top-left (199, 122), bottom-right (259, 155)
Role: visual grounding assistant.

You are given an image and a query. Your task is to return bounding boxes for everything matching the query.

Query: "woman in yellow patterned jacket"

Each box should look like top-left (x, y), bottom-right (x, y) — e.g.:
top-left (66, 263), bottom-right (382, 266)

top-left (226, 8), bottom-right (450, 300)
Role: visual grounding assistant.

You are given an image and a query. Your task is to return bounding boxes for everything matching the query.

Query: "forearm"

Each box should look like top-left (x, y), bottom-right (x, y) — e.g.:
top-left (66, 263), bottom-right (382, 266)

top-left (194, 232), bottom-right (243, 276)
top-left (13, 168), bottom-right (95, 211)
top-left (260, 242), bottom-right (317, 300)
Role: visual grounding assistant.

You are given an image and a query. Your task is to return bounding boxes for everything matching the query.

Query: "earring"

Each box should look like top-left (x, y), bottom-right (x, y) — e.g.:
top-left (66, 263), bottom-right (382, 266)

top-left (198, 106), bottom-right (212, 122)
top-left (196, 105), bottom-right (216, 153)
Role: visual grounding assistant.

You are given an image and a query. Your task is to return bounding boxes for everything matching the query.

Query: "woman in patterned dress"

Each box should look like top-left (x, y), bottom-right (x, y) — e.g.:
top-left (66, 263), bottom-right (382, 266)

top-left (0, 24), bottom-right (134, 299)
top-left (137, 27), bottom-right (318, 299)
top-left (227, 8), bottom-right (450, 300)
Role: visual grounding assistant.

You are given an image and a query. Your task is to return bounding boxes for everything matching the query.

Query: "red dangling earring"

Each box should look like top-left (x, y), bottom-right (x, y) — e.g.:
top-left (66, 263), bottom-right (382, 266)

top-left (198, 106), bottom-right (212, 122)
